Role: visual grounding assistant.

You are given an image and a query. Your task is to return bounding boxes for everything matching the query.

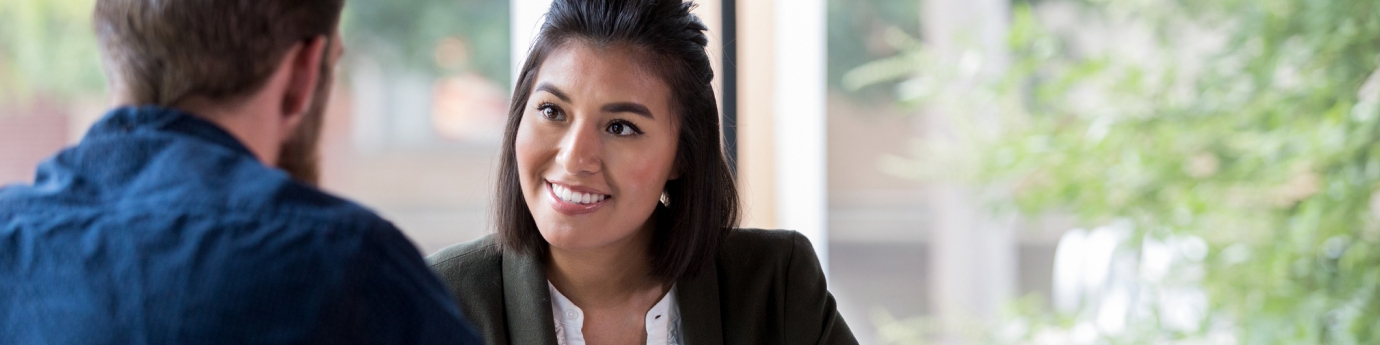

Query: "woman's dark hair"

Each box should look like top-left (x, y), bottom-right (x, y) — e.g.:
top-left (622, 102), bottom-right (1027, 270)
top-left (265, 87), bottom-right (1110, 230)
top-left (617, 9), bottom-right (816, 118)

top-left (495, 0), bottom-right (740, 283)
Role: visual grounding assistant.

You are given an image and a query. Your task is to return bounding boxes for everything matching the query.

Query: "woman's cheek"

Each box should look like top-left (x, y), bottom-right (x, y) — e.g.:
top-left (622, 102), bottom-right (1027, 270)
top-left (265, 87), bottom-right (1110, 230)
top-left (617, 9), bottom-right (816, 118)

top-left (514, 117), bottom-right (547, 195)
top-left (616, 151), bottom-right (672, 198)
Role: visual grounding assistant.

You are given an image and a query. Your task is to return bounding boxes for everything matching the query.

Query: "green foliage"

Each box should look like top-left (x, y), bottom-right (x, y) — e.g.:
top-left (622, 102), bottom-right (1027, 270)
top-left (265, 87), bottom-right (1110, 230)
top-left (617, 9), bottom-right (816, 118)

top-left (852, 0), bottom-right (1380, 343)
top-left (0, 0), bottom-right (105, 103)
top-left (0, 0), bottom-right (513, 106)
top-left (827, 0), bottom-right (921, 100)
top-left (344, 0), bottom-right (510, 86)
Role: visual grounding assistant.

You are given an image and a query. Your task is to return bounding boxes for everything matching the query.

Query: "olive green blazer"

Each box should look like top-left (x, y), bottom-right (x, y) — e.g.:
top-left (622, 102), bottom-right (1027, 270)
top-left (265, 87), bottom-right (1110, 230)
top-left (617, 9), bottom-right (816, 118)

top-left (425, 229), bottom-right (858, 345)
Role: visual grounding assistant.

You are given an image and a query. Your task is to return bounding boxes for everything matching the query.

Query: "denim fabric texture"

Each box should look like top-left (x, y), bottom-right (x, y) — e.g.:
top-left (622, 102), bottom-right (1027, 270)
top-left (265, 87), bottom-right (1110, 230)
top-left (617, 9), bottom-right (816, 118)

top-left (0, 106), bottom-right (481, 344)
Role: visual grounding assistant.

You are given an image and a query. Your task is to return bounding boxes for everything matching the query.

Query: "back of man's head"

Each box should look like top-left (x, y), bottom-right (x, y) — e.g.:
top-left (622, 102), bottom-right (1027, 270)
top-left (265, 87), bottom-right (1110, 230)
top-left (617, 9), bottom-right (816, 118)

top-left (94, 0), bottom-right (344, 106)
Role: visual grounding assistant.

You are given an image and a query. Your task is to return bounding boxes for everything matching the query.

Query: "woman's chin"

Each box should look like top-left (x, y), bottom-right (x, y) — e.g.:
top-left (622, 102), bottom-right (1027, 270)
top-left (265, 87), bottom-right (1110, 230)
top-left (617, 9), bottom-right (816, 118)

top-left (538, 227), bottom-right (592, 251)
top-left (538, 227), bottom-right (633, 253)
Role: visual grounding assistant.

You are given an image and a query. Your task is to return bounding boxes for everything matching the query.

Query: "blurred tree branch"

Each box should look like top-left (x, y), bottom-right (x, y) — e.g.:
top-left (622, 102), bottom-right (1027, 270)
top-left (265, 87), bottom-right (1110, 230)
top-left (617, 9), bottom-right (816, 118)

top-left (0, 0), bottom-right (104, 106)
top-left (852, 0), bottom-right (1380, 343)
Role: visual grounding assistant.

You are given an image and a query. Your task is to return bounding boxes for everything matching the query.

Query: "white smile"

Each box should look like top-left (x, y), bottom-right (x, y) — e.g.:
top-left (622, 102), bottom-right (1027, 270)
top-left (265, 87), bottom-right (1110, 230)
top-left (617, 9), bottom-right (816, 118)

top-left (550, 182), bottom-right (608, 205)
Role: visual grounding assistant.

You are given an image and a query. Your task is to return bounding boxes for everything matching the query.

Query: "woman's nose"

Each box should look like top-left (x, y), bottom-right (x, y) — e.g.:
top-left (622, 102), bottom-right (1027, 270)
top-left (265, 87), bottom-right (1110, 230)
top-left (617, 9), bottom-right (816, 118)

top-left (556, 124), bottom-right (601, 175)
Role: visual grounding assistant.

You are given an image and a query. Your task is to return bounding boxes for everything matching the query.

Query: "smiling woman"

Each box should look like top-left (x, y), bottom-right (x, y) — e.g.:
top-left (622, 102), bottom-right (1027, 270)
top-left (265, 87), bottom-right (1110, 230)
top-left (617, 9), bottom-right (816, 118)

top-left (424, 0), bottom-right (857, 344)
top-left (517, 43), bottom-right (681, 263)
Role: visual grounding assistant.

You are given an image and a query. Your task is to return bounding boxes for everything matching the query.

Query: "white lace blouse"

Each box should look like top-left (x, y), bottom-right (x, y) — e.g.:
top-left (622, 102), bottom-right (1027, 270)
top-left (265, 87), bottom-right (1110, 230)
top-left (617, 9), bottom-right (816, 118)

top-left (547, 282), bottom-right (683, 345)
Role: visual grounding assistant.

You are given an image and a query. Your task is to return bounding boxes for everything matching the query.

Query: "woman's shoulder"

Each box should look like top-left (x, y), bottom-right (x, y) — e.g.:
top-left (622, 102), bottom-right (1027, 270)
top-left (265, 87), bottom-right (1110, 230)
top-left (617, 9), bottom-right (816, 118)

top-left (425, 234), bottom-right (503, 282)
top-left (723, 228), bottom-right (809, 245)
top-left (716, 228), bottom-right (821, 274)
top-left (423, 235), bottom-right (513, 345)
top-left (720, 228), bottom-right (815, 255)
top-left (708, 229), bottom-right (857, 343)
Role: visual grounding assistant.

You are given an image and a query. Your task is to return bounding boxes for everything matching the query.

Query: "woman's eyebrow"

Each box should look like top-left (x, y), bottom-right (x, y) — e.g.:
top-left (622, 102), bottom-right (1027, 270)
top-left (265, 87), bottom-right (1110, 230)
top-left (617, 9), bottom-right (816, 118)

top-left (535, 83), bottom-right (571, 102)
top-left (603, 102), bottom-right (653, 119)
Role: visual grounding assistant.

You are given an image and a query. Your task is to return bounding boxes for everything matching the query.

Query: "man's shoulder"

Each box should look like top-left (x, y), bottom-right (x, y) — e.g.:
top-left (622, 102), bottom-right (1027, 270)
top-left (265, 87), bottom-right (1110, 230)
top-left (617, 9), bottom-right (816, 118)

top-left (255, 180), bottom-right (387, 228)
top-left (176, 177), bottom-right (394, 253)
top-left (0, 194), bottom-right (401, 341)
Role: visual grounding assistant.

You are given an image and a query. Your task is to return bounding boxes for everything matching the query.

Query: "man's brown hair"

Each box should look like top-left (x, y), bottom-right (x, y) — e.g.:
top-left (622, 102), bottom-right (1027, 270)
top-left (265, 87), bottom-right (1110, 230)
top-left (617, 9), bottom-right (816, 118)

top-left (94, 0), bottom-right (345, 106)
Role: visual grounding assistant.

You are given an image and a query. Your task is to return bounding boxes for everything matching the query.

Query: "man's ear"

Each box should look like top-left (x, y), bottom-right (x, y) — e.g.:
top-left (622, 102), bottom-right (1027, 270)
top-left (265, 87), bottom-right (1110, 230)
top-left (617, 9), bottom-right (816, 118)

top-left (279, 35), bottom-right (330, 132)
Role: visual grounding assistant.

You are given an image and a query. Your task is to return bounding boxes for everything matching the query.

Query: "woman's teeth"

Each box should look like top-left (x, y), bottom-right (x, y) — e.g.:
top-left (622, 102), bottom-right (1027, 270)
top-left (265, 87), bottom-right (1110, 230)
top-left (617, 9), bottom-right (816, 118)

top-left (553, 183), bottom-right (606, 204)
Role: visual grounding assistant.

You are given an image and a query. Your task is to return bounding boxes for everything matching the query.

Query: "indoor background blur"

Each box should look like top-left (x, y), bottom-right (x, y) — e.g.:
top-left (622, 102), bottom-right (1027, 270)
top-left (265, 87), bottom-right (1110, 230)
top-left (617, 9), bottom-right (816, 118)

top-left (3, 0), bottom-right (1377, 344)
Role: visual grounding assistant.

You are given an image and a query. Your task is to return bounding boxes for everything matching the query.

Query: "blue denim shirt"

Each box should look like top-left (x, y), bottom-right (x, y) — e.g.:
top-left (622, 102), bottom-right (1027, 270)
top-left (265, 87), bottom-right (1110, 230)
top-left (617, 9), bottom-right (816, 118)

top-left (0, 106), bottom-right (481, 344)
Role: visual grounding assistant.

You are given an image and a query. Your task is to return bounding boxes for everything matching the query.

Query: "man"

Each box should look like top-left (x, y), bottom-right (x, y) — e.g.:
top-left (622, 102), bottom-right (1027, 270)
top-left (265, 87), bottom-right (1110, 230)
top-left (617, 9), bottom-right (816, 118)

top-left (0, 1), bottom-right (481, 344)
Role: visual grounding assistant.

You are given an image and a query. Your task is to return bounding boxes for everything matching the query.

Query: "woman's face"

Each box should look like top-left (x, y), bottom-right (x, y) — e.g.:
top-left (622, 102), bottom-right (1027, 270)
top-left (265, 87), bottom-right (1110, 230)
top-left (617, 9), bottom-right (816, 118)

top-left (516, 42), bottom-right (679, 252)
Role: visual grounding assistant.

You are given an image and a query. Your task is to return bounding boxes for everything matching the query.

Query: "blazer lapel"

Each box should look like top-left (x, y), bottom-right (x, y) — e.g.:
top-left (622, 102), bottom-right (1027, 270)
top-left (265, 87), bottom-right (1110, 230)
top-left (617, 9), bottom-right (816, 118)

top-left (502, 248), bottom-right (559, 345)
top-left (677, 262), bottom-right (724, 345)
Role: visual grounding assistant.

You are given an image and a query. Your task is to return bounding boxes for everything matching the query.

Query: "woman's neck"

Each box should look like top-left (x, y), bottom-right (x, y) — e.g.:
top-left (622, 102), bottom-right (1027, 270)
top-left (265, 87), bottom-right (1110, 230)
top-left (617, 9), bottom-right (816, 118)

top-left (545, 220), bottom-right (664, 308)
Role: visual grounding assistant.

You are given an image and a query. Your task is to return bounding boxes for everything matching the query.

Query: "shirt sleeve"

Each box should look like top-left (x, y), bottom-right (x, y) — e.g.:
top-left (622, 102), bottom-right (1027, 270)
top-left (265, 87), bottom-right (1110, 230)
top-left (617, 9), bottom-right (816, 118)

top-left (783, 231), bottom-right (860, 345)
top-left (309, 219), bottom-right (484, 345)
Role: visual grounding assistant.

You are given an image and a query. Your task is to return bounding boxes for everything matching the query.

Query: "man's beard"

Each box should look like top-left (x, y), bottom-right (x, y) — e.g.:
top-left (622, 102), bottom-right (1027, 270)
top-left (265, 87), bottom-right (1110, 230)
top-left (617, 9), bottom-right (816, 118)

top-left (276, 49), bottom-right (334, 186)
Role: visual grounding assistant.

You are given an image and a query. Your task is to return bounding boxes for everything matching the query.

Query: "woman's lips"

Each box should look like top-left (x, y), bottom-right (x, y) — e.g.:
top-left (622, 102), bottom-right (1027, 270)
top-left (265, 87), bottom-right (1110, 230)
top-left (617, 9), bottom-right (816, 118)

top-left (546, 181), bottom-right (608, 215)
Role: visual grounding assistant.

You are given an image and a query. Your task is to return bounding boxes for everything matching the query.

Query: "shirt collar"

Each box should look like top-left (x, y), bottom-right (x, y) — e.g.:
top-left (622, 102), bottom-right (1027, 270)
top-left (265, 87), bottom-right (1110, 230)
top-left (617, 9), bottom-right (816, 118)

top-left (547, 282), bottom-right (680, 345)
top-left (85, 105), bottom-right (255, 159)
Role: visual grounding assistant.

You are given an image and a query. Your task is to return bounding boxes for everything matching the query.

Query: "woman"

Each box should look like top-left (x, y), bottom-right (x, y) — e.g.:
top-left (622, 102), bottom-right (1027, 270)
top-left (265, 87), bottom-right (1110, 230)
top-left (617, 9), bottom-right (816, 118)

top-left (426, 1), bottom-right (857, 344)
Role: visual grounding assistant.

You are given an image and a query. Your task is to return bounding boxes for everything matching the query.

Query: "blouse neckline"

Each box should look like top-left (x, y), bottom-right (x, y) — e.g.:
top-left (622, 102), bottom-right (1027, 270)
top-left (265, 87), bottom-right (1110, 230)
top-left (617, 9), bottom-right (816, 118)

top-left (547, 281), bottom-right (682, 345)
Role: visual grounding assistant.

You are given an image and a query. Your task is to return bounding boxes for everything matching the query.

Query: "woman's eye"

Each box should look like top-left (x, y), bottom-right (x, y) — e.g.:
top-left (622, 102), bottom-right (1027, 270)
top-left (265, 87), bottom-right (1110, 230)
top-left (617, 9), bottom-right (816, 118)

top-left (607, 120), bottom-right (642, 136)
top-left (537, 104), bottom-right (565, 121)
